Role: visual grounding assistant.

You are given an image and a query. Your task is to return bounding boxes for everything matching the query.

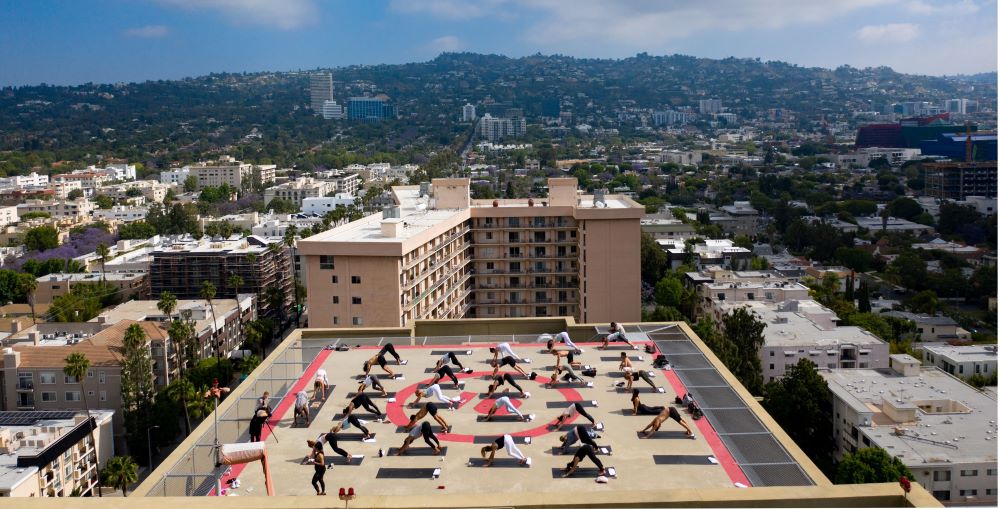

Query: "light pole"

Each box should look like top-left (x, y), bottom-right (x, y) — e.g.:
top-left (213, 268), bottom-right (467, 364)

top-left (205, 379), bottom-right (230, 496)
top-left (146, 425), bottom-right (160, 473)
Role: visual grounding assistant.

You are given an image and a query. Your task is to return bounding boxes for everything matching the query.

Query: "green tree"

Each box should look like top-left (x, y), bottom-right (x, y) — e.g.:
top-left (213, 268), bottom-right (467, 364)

top-left (94, 195), bottom-right (115, 209)
top-left (835, 448), bottom-right (914, 485)
top-left (117, 221), bottom-right (157, 240)
top-left (23, 225), bottom-right (60, 251)
top-left (653, 276), bottom-right (683, 308)
top-left (722, 306), bottom-right (766, 395)
top-left (199, 281), bottom-right (220, 377)
top-left (17, 274), bottom-right (38, 324)
top-left (907, 290), bottom-right (939, 315)
top-left (63, 351), bottom-right (99, 494)
top-left (694, 316), bottom-right (737, 368)
top-left (228, 273), bottom-right (245, 346)
top-left (265, 198), bottom-right (299, 213)
top-left (856, 280), bottom-right (872, 313)
top-left (116, 324), bottom-right (155, 465)
top-left (183, 175), bottom-right (198, 193)
top-left (282, 229), bottom-right (299, 323)
top-left (887, 197), bottom-right (923, 221)
top-left (101, 456), bottom-right (139, 496)
top-left (96, 243), bottom-right (110, 284)
top-left (640, 232), bottom-right (668, 287)
top-left (887, 252), bottom-right (928, 291)
top-left (162, 377), bottom-right (199, 436)
top-left (67, 188), bottom-right (84, 200)
top-left (157, 291), bottom-right (177, 323)
top-left (762, 359), bottom-right (835, 472)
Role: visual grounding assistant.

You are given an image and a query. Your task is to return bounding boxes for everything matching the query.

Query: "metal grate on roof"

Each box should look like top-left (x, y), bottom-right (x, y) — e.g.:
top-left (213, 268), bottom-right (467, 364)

top-left (743, 464), bottom-right (814, 487)
top-left (676, 368), bottom-right (728, 388)
top-left (702, 409), bottom-right (768, 434)
top-left (0, 411), bottom-right (79, 426)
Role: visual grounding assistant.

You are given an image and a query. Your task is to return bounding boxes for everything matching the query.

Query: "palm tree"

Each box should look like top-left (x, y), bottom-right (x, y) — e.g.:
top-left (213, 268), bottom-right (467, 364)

top-left (157, 291), bottom-right (177, 323)
top-left (18, 274), bottom-right (37, 325)
top-left (96, 243), bottom-right (110, 284)
top-left (101, 455), bottom-right (138, 496)
top-left (63, 352), bottom-right (99, 496)
top-left (163, 378), bottom-right (198, 436)
top-left (199, 281), bottom-right (221, 380)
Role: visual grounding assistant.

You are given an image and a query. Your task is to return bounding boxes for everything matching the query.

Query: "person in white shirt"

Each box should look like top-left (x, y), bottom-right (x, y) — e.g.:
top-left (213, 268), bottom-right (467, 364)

top-left (480, 434), bottom-right (529, 467)
top-left (313, 368), bottom-right (330, 400)
top-left (412, 383), bottom-right (461, 408)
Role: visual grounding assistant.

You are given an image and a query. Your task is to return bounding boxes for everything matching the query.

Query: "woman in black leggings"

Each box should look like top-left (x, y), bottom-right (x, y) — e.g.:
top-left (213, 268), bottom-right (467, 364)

top-left (396, 421), bottom-right (441, 455)
top-left (308, 443), bottom-right (326, 495)
top-left (562, 444), bottom-right (605, 477)
top-left (321, 433), bottom-right (352, 461)
top-left (434, 351), bottom-right (464, 371)
top-left (558, 424), bottom-right (598, 453)
top-left (362, 353), bottom-right (396, 378)
top-left (486, 372), bottom-right (526, 397)
top-left (404, 402), bottom-right (450, 432)
top-left (346, 394), bottom-right (382, 416)
top-left (552, 402), bottom-right (596, 427)
top-left (330, 414), bottom-right (372, 440)
top-left (431, 364), bottom-right (461, 386)
top-left (379, 343), bottom-right (403, 364)
top-left (631, 389), bottom-right (664, 415)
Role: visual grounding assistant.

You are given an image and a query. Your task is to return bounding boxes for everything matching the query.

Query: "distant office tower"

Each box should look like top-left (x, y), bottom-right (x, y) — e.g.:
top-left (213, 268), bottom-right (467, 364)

top-left (699, 99), bottom-right (722, 115)
top-left (322, 100), bottom-right (345, 120)
top-left (462, 103), bottom-right (477, 122)
top-left (479, 113), bottom-right (526, 142)
top-left (347, 96), bottom-right (396, 121)
top-left (942, 99), bottom-right (978, 115)
top-left (309, 72), bottom-right (333, 112)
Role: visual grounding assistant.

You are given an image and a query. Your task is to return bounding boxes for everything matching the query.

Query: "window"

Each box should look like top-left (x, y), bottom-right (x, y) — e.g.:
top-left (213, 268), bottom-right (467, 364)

top-left (319, 255), bottom-right (335, 270)
top-left (717, 293), bottom-right (725, 301)
top-left (64, 375), bottom-right (78, 384)
top-left (485, 232), bottom-right (492, 240)
top-left (486, 262), bottom-right (495, 270)
top-left (331, 276), bottom-right (338, 284)
top-left (769, 351), bottom-right (774, 357)
top-left (99, 371), bottom-right (106, 384)
top-left (99, 391), bottom-right (107, 402)
top-left (352, 317), bottom-right (362, 326)
top-left (933, 471), bottom-right (951, 482)
top-left (352, 297), bottom-right (362, 305)
top-left (39, 372), bottom-right (56, 384)
top-left (41, 392), bottom-right (57, 402)
top-left (769, 364), bottom-right (774, 370)
top-left (64, 391), bottom-right (81, 402)
top-left (535, 306), bottom-right (547, 316)
top-left (351, 276), bottom-right (361, 284)
top-left (987, 469), bottom-right (997, 476)
top-left (986, 489), bottom-right (995, 496)
top-left (961, 470), bottom-right (978, 477)
top-left (332, 316), bottom-right (339, 325)
top-left (959, 490), bottom-right (977, 497)
top-left (87, 369), bottom-right (94, 378)
top-left (332, 296), bottom-right (339, 304)
top-left (746, 293), bottom-right (755, 300)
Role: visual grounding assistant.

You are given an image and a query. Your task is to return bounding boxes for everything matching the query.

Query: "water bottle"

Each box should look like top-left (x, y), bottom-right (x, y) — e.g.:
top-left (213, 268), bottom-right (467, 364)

top-left (378, 448), bottom-right (384, 458)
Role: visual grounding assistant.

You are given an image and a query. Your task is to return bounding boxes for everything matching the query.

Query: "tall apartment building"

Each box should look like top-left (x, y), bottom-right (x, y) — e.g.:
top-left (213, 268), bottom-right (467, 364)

top-left (148, 236), bottom-right (292, 320)
top-left (699, 99), bottom-right (722, 114)
top-left (462, 103), bottom-right (476, 122)
top-left (942, 99), bottom-right (978, 115)
top-left (321, 100), bottom-right (345, 120)
top-left (479, 113), bottom-right (526, 142)
top-left (263, 177), bottom-right (334, 208)
top-left (0, 410), bottom-right (114, 497)
top-left (822, 355), bottom-right (998, 506)
top-left (298, 178), bottom-right (643, 328)
top-left (309, 72), bottom-right (333, 113)
top-left (925, 162), bottom-right (998, 200)
top-left (169, 157), bottom-right (276, 191)
top-left (347, 96), bottom-right (395, 121)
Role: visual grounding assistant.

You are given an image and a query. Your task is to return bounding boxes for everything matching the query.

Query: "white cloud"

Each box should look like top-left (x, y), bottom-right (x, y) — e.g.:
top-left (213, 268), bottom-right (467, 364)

top-left (427, 35), bottom-right (463, 53)
top-left (855, 23), bottom-right (921, 42)
top-left (390, 0), bottom-right (513, 20)
top-left (907, 0), bottom-right (980, 15)
top-left (153, 0), bottom-right (318, 29)
top-left (123, 25), bottom-right (170, 38)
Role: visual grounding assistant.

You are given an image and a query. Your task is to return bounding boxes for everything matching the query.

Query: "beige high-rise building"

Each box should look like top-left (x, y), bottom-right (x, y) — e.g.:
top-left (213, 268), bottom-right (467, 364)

top-left (298, 178), bottom-right (643, 328)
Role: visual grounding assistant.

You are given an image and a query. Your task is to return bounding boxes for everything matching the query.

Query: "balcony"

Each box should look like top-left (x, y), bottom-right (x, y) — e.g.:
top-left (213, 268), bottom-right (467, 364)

top-left (17, 381), bottom-right (33, 391)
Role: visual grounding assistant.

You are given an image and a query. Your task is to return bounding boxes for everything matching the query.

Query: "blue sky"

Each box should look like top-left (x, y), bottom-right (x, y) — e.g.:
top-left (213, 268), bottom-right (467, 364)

top-left (1, 0), bottom-right (996, 86)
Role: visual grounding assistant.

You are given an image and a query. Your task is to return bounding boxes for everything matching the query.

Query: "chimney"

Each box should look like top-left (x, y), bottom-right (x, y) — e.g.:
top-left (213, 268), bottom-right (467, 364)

top-left (28, 331), bottom-right (40, 346)
top-left (381, 218), bottom-right (403, 238)
top-left (10, 321), bottom-right (21, 334)
top-left (96, 315), bottom-right (108, 324)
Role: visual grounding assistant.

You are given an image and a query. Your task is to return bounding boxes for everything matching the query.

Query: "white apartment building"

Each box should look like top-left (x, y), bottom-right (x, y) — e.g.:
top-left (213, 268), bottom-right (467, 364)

top-left (301, 195), bottom-right (356, 215)
top-left (159, 167), bottom-right (191, 186)
top-left (0, 410), bottom-right (115, 497)
top-left (51, 172), bottom-right (111, 191)
top-left (659, 238), bottom-right (753, 270)
top-left (479, 114), bottom-right (526, 142)
top-left (699, 99), bottom-right (722, 114)
top-left (834, 148), bottom-right (922, 169)
top-left (92, 205), bottom-right (148, 223)
top-left (462, 103), bottom-right (477, 122)
top-left (46, 180), bottom-right (83, 199)
top-left (321, 100), bottom-right (346, 120)
top-left (17, 199), bottom-right (95, 221)
top-left (102, 180), bottom-right (169, 204)
top-left (332, 173), bottom-right (361, 196)
top-left (708, 298), bottom-right (889, 381)
top-left (960, 196), bottom-right (997, 216)
top-left (250, 214), bottom-right (324, 238)
top-left (920, 345), bottom-right (997, 379)
top-left (822, 356), bottom-right (998, 506)
top-left (263, 177), bottom-right (333, 207)
top-left (0, 172), bottom-right (48, 190)
top-left (81, 164), bottom-right (136, 181)
top-left (0, 206), bottom-right (18, 228)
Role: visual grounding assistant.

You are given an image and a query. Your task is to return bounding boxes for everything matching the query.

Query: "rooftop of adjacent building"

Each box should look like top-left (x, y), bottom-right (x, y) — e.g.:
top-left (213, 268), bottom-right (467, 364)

top-left (854, 216), bottom-right (934, 230)
top-left (3, 320), bottom-right (167, 367)
top-left (883, 311), bottom-right (958, 327)
top-left (95, 297), bottom-right (251, 335)
top-left (715, 299), bottom-right (886, 348)
top-left (821, 357), bottom-right (998, 465)
top-left (921, 344), bottom-right (999, 362)
top-left (34, 272), bottom-right (145, 284)
top-left (148, 235), bottom-right (282, 255)
top-left (0, 410), bottom-right (114, 491)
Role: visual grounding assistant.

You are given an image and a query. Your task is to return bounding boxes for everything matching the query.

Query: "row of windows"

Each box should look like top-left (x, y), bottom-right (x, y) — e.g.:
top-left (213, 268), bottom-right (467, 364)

top-left (331, 296), bottom-right (364, 304)
top-left (39, 391), bottom-right (107, 402)
top-left (19, 371), bottom-right (108, 384)
top-left (330, 317), bottom-right (362, 326)
top-left (327, 275), bottom-right (363, 284)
